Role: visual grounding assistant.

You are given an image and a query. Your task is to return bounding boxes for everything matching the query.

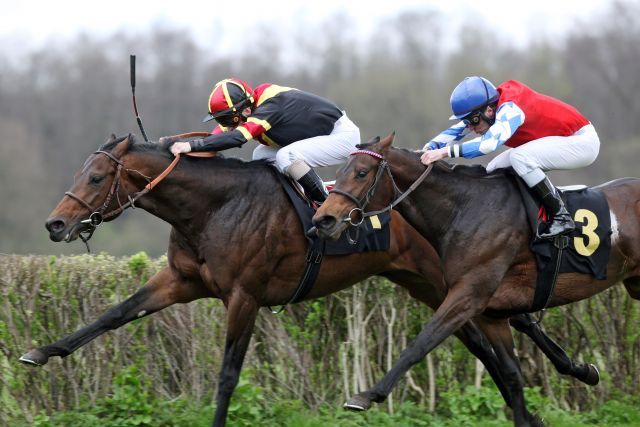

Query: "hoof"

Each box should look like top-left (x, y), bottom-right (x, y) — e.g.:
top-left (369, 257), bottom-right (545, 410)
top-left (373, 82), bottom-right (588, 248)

top-left (344, 394), bottom-right (371, 411)
top-left (583, 364), bottom-right (600, 386)
top-left (19, 349), bottom-right (49, 366)
top-left (529, 413), bottom-right (545, 427)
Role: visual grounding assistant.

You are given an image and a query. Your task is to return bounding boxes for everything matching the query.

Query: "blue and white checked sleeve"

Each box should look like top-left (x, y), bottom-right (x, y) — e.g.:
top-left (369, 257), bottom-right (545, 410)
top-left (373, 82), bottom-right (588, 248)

top-left (423, 121), bottom-right (469, 151)
top-left (454, 102), bottom-right (525, 158)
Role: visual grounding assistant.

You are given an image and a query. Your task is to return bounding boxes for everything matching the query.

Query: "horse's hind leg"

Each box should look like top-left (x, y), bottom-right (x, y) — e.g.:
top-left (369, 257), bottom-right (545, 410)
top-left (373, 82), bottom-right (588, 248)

top-left (211, 289), bottom-right (259, 427)
top-left (510, 313), bottom-right (599, 385)
top-left (19, 267), bottom-right (208, 366)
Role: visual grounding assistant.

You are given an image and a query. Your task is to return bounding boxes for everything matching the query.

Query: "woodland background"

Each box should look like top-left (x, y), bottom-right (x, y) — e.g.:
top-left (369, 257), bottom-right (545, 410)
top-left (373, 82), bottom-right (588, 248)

top-left (1, 1), bottom-right (639, 256)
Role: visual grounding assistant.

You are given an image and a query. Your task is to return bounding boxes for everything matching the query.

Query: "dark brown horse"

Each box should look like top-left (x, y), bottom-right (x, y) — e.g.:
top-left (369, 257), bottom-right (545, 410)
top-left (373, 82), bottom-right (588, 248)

top-left (21, 134), bottom-right (595, 427)
top-left (313, 133), bottom-right (640, 426)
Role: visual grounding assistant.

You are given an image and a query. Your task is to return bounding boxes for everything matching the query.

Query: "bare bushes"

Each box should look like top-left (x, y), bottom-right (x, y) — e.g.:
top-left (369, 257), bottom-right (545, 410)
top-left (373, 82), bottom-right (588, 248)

top-left (1, 253), bottom-right (638, 423)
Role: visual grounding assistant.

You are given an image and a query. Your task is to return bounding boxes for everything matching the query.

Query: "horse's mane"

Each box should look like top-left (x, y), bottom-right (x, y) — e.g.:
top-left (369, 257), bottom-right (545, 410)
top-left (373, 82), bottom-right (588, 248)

top-left (433, 157), bottom-right (508, 180)
top-left (100, 133), bottom-right (274, 173)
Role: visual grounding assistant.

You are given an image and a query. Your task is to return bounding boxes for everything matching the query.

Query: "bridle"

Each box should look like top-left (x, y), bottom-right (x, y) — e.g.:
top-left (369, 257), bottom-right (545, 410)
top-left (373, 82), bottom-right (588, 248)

top-left (64, 150), bottom-right (130, 249)
top-left (329, 149), bottom-right (433, 227)
top-left (63, 145), bottom-right (213, 251)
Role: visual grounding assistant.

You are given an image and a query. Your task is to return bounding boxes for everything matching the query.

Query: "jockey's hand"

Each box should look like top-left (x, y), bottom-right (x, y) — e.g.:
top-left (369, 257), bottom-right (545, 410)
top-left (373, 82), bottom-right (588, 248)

top-left (170, 142), bottom-right (192, 156)
top-left (420, 147), bottom-right (449, 165)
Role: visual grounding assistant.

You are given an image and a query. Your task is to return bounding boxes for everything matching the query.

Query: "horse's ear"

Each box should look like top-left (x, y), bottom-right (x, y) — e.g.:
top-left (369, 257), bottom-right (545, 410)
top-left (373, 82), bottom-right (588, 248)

top-left (357, 136), bottom-right (380, 149)
top-left (111, 134), bottom-right (132, 158)
top-left (378, 132), bottom-right (395, 153)
top-left (386, 131), bottom-right (396, 144)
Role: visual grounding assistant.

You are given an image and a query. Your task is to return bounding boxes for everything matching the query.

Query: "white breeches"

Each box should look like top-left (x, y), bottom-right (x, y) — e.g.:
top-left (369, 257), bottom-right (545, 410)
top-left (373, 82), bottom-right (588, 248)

top-left (486, 124), bottom-right (600, 186)
top-left (251, 113), bottom-right (361, 174)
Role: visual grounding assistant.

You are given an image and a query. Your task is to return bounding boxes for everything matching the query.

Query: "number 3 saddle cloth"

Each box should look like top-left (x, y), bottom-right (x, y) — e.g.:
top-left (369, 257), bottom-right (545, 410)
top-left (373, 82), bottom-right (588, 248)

top-left (526, 184), bottom-right (612, 280)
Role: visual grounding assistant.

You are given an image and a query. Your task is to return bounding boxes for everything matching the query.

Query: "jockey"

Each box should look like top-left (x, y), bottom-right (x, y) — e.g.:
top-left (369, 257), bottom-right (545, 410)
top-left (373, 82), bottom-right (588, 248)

top-left (168, 78), bottom-right (360, 204)
top-left (420, 76), bottom-right (600, 239)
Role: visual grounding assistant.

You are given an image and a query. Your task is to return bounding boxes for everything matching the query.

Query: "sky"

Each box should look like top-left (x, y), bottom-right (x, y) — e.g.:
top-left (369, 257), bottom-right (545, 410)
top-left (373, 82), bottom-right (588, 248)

top-left (0, 0), bottom-right (615, 54)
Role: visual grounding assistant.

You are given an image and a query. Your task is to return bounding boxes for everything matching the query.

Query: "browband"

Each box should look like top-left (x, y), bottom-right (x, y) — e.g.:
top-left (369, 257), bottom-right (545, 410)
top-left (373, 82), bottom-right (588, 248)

top-left (350, 150), bottom-right (384, 159)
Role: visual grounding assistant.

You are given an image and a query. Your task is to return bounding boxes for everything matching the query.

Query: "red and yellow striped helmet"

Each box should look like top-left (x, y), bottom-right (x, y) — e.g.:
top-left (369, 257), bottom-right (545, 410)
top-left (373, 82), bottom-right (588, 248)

top-left (202, 78), bottom-right (255, 123)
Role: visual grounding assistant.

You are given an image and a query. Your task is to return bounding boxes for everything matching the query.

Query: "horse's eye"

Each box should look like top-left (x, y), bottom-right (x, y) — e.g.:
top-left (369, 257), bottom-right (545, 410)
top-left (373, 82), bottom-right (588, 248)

top-left (356, 170), bottom-right (368, 178)
top-left (90, 175), bottom-right (105, 185)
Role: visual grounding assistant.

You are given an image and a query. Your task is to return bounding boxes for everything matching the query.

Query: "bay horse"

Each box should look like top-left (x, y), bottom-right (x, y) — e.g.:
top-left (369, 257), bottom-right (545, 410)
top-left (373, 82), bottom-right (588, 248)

top-left (21, 134), bottom-right (595, 427)
top-left (312, 133), bottom-right (640, 426)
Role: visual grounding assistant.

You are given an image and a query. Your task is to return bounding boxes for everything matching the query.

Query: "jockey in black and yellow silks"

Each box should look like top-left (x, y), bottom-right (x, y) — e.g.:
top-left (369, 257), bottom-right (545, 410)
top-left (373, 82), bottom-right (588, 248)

top-left (168, 78), bottom-right (360, 205)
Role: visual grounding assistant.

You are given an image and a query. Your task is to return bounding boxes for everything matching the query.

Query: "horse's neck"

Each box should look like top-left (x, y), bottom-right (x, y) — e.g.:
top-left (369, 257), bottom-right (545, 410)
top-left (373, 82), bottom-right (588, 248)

top-left (129, 152), bottom-right (276, 235)
top-left (387, 151), bottom-right (471, 247)
top-left (387, 150), bottom-right (459, 210)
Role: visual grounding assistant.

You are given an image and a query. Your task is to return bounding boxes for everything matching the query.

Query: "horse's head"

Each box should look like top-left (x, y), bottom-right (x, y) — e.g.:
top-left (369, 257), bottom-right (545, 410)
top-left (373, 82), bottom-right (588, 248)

top-left (45, 134), bottom-right (138, 243)
top-left (313, 133), bottom-right (396, 240)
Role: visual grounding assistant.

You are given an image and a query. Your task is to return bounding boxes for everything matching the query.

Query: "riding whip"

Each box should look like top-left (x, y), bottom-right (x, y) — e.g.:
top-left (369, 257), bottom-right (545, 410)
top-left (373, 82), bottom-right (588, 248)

top-left (130, 54), bottom-right (150, 142)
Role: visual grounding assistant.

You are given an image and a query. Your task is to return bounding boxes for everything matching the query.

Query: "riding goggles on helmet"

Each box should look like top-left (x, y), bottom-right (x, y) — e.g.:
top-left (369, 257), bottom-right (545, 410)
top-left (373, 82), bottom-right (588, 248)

top-left (462, 111), bottom-right (483, 126)
top-left (214, 113), bottom-right (242, 127)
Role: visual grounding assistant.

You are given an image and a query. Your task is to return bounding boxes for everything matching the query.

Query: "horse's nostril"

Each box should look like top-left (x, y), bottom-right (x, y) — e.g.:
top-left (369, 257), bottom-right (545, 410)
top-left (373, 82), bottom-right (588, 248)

top-left (315, 215), bottom-right (336, 230)
top-left (46, 219), bottom-right (66, 233)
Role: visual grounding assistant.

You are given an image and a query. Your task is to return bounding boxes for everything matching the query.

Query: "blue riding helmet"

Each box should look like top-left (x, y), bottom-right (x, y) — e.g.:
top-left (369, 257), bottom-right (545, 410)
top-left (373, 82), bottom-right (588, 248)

top-left (449, 76), bottom-right (499, 120)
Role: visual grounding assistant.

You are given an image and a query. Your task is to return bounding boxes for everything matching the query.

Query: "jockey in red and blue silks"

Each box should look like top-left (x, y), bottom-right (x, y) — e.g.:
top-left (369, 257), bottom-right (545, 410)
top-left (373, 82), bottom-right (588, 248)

top-left (421, 76), bottom-right (600, 239)
top-left (168, 78), bottom-right (360, 204)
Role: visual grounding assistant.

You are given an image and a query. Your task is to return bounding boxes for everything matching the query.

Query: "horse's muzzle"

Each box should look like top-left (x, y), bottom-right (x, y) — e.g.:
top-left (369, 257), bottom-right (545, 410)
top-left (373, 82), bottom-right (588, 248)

top-left (45, 217), bottom-right (90, 242)
top-left (45, 217), bottom-right (67, 241)
top-left (312, 214), bottom-right (345, 240)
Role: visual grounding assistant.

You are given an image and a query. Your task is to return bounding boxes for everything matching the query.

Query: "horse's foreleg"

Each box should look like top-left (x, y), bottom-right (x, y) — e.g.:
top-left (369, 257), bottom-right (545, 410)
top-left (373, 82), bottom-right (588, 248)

top-left (212, 290), bottom-right (259, 427)
top-left (454, 321), bottom-right (511, 405)
top-left (510, 313), bottom-right (599, 385)
top-left (346, 282), bottom-right (485, 410)
top-left (387, 274), bottom-right (515, 409)
top-left (19, 267), bottom-right (207, 366)
top-left (478, 317), bottom-right (544, 427)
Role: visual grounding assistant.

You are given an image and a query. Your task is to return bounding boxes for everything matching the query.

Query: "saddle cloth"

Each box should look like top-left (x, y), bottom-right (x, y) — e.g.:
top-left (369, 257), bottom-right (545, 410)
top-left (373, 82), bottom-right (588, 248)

top-left (274, 170), bottom-right (391, 255)
top-left (516, 177), bottom-right (612, 280)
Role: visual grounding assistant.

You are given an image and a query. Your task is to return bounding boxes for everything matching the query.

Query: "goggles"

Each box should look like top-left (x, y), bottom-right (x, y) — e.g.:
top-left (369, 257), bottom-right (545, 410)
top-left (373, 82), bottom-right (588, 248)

top-left (215, 113), bottom-right (241, 127)
top-left (462, 111), bottom-right (483, 126)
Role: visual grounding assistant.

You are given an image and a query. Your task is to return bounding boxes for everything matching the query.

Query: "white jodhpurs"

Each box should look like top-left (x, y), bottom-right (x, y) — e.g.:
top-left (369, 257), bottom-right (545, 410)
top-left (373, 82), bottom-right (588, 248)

top-left (486, 124), bottom-right (600, 186)
top-left (251, 113), bottom-right (360, 174)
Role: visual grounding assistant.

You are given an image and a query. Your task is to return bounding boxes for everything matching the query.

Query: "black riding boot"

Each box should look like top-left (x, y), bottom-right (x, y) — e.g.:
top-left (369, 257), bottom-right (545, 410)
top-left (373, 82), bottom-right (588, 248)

top-left (297, 169), bottom-right (329, 204)
top-left (531, 177), bottom-right (575, 239)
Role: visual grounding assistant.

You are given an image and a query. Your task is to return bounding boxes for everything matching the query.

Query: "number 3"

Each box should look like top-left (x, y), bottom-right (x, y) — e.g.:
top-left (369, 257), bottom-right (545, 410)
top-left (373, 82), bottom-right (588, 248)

top-left (573, 209), bottom-right (600, 257)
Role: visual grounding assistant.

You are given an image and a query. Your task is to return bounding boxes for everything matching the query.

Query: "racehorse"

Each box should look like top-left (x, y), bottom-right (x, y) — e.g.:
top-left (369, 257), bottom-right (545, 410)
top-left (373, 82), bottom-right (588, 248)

top-left (21, 134), bottom-right (596, 427)
top-left (312, 133), bottom-right (640, 427)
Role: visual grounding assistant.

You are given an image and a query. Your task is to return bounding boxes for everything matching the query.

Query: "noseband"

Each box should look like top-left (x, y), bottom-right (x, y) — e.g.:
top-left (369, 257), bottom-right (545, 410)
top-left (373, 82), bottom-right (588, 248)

top-left (329, 150), bottom-right (433, 226)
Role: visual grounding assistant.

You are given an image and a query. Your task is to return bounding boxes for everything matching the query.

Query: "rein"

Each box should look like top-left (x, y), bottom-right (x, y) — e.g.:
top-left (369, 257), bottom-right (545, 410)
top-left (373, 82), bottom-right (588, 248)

top-left (64, 141), bottom-right (215, 251)
top-left (329, 150), bottom-right (433, 226)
